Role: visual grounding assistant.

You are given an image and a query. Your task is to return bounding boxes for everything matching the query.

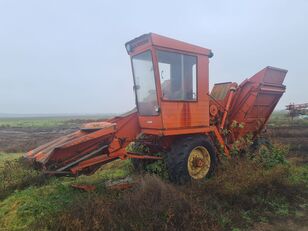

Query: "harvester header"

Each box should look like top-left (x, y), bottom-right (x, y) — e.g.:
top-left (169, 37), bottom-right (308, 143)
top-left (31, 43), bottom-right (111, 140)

top-left (25, 33), bottom-right (287, 184)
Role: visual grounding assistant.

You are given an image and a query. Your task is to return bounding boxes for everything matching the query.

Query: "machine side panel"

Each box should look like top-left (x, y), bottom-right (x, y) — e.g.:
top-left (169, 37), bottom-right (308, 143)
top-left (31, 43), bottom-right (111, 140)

top-left (138, 115), bottom-right (163, 129)
top-left (228, 66), bottom-right (287, 140)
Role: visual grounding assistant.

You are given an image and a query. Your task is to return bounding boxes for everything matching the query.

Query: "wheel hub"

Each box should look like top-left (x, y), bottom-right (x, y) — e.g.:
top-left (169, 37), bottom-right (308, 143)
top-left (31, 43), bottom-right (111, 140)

top-left (192, 157), bottom-right (205, 168)
top-left (187, 146), bottom-right (211, 179)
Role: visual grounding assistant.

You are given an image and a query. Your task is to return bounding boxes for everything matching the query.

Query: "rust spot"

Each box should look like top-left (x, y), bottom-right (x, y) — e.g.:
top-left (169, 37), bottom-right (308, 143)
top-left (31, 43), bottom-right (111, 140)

top-left (181, 103), bottom-right (191, 127)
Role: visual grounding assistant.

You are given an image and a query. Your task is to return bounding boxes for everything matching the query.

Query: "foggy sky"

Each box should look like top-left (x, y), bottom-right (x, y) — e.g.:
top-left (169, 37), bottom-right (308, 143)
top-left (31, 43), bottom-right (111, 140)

top-left (0, 0), bottom-right (307, 114)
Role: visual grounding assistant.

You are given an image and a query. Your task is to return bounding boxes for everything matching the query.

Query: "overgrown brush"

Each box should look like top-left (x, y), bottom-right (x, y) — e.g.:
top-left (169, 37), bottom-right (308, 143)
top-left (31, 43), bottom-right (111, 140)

top-left (128, 141), bottom-right (169, 179)
top-left (1, 142), bottom-right (306, 230)
top-left (0, 159), bottom-right (132, 230)
top-left (44, 175), bottom-right (220, 231)
top-left (39, 147), bottom-right (307, 231)
top-left (0, 157), bottom-right (47, 200)
top-left (249, 142), bottom-right (289, 168)
top-left (204, 160), bottom-right (289, 197)
top-left (209, 143), bottom-right (291, 200)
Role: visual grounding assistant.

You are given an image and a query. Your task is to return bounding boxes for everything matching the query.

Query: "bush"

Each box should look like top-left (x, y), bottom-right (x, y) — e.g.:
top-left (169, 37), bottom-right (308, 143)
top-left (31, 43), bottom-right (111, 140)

top-left (0, 157), bottom-right (47, 200)
top-left (144, 159), bottom-right (169, 179)
top-left (128, 141), bottom-right (169, 179)
top-left (251, 143), bottom-right (289, 168)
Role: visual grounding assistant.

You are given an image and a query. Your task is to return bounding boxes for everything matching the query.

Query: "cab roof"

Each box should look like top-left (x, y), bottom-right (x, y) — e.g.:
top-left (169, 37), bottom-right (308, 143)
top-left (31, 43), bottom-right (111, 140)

top-left (125, 33), bottom-right (213, 57)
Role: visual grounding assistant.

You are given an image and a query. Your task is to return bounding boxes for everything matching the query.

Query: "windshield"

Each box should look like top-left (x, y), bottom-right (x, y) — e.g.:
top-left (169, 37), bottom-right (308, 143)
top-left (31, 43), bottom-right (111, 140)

top-left (132, 50), bottom-right (159, 116)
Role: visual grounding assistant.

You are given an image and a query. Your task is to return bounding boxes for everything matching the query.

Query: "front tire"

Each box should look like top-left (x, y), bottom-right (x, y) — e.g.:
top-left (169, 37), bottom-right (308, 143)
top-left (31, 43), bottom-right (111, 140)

top-left (166, 136), bottom-right (217, 184)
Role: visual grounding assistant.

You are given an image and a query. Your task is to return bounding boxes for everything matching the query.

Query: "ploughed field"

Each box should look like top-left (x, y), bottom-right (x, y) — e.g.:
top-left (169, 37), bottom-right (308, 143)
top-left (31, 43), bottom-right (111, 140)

top-left (0, 116), bottom-right (105, 153)
top-left (1, 115), bottom-right (307, 159)
top-left (0, 114), bottom-right (307, 231)
top-left (269, 126), bottom-right (308, 155)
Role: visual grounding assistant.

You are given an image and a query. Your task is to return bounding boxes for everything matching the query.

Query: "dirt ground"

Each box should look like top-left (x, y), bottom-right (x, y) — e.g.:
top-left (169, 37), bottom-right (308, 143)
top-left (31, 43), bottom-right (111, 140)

top-left (0, 122), bottom-right (82, 153)
top-left (268, 126), bottom-right (308, 164)
top-left (1, 122), bottom-right (307, 154)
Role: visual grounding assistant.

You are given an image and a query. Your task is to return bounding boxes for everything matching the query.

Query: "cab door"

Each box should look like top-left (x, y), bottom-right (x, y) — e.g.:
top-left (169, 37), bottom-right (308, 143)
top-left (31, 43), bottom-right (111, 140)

top-left (131, 49), bottom-right (163, 129)
top-left (155, 49), bottom-right (209, 129)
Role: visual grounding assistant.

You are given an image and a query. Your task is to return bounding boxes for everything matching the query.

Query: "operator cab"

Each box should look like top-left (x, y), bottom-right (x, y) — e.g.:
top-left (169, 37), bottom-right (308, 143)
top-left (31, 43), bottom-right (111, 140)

top-left (126, 33), bottom-right (213, 136)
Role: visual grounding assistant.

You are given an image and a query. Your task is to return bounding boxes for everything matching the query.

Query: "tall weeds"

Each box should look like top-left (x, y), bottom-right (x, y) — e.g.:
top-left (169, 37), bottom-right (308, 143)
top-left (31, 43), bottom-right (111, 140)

top-left (43, 147), bottom-right (306, 231)
top-left (0, 157), bottom-right (47, 200)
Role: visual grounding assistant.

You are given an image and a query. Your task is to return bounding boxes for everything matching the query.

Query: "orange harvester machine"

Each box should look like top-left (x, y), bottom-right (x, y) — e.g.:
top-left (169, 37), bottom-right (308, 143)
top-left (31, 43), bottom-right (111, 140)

top-left (25, 33), bottom-right (287, 177)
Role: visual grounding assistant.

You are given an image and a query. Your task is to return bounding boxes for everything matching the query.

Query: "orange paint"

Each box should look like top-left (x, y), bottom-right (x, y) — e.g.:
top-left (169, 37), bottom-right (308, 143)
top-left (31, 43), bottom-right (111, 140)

top-left (24, 33), bottom-right (287, 176)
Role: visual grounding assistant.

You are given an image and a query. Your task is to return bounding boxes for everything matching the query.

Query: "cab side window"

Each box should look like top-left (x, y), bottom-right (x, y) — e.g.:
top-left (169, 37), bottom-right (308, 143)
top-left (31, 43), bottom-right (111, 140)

top-left (157, 50), bottom-right (197, 101)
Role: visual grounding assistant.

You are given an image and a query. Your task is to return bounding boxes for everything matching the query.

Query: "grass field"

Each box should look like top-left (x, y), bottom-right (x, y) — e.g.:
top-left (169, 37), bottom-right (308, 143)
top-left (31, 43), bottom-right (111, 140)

top-left (0, 157), bottom-right (132, 230)
top-left (0, 117), bottom-right (67, 128)
top-left (0, 153), bottom-right (22, 164)
top-left (0, 111), bottom-right (307, 129)
top-left (0, 113), bottom-right (307, 230)
top-left (268, 111), bottom-right (308, 127)
top-left (0, 114), bottom-right (114, 128)
top-left (0, 149), bottom-right (307, 230)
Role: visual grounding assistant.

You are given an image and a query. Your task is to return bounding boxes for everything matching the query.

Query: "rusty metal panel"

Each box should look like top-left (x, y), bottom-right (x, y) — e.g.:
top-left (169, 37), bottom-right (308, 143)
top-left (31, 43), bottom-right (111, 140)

top-left (24, 111), bottom-right (141, 175)
top-left (228, 66), bottom-right (287, 141)
top-left (211, 82), bottom-right (233, 101)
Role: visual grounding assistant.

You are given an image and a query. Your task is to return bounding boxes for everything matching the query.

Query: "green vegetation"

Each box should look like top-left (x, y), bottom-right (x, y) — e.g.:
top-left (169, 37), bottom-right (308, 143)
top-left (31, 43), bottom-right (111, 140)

top-left (290, 164), bottom-right (308, 185)
top-left (0, 153), bottom-right (46, 200)
top-left (0, 153), bottom-right (22, 164)
top-left (0, 155), bottom-right (132, 230)
top-left (44, 153), bottom-right (308, 231)
top-left (0, 117), bottom-right (68, 128)
top-left (269, 110), bottom-right (308, 127)
top-left (0, 111), bottom-right (306, 230)
top-left (0, 115), bottom-right (113, 128)
top-left (127, 142), bottom-right (169, 179)
top-left (0, 181), bottom-right (78, 230)
top-left (0, 145), bottom-right (306, 231)
top-left (250, 142), bottom-right (289, 168)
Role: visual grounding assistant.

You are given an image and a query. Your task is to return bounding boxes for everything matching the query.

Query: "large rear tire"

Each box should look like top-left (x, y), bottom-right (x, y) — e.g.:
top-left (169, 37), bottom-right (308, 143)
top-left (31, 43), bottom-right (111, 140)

top-left (166, 136), bottom-right (217, 184)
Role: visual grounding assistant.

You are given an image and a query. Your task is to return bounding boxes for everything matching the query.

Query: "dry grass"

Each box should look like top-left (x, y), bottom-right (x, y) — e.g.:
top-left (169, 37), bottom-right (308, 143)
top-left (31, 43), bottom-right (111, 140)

top-left (0, 142), bottom-right (306, 230)
top-left (39, 158), bottom-right (307, 231)
top-left (45, 175), bottom-right (220, 231)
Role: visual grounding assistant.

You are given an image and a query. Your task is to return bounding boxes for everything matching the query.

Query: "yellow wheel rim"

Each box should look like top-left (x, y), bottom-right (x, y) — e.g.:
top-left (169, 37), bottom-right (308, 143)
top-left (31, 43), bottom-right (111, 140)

top-left (187, 146), bottom-right (211, 180)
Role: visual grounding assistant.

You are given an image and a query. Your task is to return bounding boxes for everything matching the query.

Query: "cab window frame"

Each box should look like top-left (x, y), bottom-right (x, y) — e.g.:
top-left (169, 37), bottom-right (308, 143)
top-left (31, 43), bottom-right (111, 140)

top-left (155, 48), bottom-right (199, 102)
top-left (131, 49), bottom-right (160, 116)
